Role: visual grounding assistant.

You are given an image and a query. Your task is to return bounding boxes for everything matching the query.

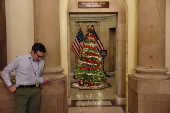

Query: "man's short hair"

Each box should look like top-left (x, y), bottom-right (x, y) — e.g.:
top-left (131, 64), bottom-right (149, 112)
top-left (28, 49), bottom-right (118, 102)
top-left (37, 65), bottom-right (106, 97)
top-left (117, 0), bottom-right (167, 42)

top-left (32, 43), bottom-right (46, 53)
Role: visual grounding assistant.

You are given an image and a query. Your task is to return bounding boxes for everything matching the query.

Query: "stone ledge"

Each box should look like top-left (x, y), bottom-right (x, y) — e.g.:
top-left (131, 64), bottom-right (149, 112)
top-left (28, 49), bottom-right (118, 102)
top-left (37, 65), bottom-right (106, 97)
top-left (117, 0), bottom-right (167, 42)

top-left (42, 73), bottom-right (66, 81)
top-left (133, 73), bottom-right (170, 80)
top-left (135, 66), bottom-right (169, 74)
top-left (0, 73), bottom-right (65, 86)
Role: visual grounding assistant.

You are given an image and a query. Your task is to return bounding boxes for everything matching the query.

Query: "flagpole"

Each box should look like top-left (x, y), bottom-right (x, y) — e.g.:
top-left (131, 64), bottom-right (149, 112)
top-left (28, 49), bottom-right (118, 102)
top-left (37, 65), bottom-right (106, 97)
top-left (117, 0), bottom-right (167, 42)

top-left (79, 22), bottom-right (82, 29)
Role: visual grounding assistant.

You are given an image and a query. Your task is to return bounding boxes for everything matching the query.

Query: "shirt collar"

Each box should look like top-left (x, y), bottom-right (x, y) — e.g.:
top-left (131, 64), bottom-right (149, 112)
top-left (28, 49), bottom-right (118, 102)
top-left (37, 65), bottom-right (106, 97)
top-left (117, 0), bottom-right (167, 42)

top-left (28, 52), bottom-right (41, 62)
top-left (28, 52), bottom-right (33, 60)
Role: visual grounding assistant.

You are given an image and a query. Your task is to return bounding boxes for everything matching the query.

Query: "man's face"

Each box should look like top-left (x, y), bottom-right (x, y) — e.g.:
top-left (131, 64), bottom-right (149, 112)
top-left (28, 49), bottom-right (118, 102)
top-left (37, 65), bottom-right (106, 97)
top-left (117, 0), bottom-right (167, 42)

top-left (31, 50), bottom-right (44, 61)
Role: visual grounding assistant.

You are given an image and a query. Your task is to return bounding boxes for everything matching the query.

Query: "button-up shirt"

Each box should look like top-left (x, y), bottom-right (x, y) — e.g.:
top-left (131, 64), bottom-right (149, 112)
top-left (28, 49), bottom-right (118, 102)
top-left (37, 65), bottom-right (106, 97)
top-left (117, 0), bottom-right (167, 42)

top-left (2, 53), bottom-right (44, 87)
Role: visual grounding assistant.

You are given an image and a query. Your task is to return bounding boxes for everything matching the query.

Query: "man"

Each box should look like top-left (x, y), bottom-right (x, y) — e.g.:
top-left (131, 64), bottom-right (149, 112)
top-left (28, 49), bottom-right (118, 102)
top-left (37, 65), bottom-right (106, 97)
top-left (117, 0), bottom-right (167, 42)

top-left (2, 43), bottom-right (50, 113)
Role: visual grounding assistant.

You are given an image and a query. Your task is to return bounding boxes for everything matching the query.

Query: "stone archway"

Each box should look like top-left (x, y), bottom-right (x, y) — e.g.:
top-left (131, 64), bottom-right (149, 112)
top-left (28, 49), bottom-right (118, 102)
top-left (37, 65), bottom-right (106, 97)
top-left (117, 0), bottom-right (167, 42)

top-left (60, 0), bottom-right (138, 113)
top-left (60, 0), bottom-right (129, 112)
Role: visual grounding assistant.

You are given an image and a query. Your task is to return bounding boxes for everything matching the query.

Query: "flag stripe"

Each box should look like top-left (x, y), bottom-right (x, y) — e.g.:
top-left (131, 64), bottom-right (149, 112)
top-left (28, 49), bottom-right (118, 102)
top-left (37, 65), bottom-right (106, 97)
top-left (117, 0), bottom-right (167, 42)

top-left (72, 42), bottom-right (80, 55)
top-left (71, 29), bottom-right (85, 59)
top-left (92, 28), bottom-right (104, 51)
top-left (71, 45), bottom-right (80, 58)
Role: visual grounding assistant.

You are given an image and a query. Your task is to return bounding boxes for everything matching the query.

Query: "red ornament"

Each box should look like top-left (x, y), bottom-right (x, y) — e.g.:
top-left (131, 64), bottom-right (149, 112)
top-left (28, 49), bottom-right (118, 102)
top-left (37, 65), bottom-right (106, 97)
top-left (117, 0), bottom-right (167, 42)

top-left (104, 78), bottom-right (107, 82)
top-left (88, 82), bottom-right (91, 87)
top-left (73, 75), bottom-right (77, 79)
top-left (88, 28), bottom-right (93, 33)
top-left (78, 80), bottom-right (84, 86)
top-left (75, 60), bottom-right (77, 63)
top-left (91, 82), bottom-right (94, 86)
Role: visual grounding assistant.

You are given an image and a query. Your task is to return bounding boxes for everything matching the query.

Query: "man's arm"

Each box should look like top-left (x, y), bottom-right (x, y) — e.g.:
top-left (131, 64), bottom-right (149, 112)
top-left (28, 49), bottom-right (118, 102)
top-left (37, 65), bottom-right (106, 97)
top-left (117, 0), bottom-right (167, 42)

top-left (1, 57), bottom-right (19, 93)
top-left (38, 61), bottom-right (50, 85)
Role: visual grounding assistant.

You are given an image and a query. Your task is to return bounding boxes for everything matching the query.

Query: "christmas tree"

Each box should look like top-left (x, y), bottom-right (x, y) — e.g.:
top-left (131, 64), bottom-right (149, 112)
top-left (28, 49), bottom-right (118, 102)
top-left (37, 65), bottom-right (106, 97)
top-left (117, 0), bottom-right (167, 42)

top-left (73, 27), bottom-right (106, 88)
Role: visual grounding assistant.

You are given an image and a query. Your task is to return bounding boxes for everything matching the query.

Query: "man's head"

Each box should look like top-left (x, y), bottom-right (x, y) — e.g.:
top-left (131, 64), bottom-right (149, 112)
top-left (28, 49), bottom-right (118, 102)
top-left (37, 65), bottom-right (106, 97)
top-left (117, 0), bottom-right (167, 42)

top-left (31, 43), bottom-right (46, 61)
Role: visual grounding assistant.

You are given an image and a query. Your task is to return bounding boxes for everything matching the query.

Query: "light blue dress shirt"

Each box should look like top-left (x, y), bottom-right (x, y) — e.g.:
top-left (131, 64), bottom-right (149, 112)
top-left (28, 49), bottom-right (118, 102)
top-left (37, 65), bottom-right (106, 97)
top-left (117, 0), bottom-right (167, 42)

top-left (2, 53), bottom-right (44, 87)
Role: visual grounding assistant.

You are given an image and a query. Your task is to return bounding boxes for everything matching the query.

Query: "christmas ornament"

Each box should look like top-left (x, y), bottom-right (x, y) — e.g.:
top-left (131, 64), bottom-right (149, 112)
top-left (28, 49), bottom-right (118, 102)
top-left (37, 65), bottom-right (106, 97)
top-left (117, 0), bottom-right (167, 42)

top-left (78, 80), bottom-right (84, 86)
top-left (91, 82), bottom-right (94, 86)
top-left (73, 75), bottom-right (77, 79)
top-left (104, 78), bottom-right (107, 82)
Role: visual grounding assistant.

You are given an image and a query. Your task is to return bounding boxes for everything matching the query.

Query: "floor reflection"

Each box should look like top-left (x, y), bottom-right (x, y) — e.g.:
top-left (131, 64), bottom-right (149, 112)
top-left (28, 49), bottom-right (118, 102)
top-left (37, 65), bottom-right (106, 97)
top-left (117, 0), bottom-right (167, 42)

top-left (68, 77), bottom-right (125, 113)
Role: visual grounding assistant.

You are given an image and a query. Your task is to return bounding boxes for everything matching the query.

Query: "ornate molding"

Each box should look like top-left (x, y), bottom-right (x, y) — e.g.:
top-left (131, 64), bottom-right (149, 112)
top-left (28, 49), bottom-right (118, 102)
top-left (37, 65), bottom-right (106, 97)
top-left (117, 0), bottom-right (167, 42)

top-left (42, 67), bottom-right (64, 74)
top-left (135, 66), bottom-right (169, 74)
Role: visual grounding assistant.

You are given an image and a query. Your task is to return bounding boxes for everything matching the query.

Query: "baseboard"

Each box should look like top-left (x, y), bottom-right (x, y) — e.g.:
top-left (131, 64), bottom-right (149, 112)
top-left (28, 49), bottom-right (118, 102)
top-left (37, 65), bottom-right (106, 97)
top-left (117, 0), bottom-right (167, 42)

top-left (115, 94), bottom-right (126, 105)
top-left (68, 97), bottom-right (72, 106)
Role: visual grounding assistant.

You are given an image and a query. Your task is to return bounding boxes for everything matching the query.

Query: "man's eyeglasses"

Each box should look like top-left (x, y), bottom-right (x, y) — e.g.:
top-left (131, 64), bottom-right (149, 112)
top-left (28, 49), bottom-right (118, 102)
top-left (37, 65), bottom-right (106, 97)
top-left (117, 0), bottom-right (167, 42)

top-left (35, 52), bottom-right (44, 58)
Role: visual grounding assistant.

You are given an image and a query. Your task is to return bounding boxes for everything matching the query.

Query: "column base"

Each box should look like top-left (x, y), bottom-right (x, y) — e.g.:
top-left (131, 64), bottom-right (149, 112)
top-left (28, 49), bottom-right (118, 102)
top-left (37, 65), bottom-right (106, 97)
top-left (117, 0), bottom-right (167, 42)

top-left (40, 68), bottom-right (66, 113)
top-left (128, 74), bottom-right (170, 113)
top-left (133, 73), bottom-right (170, 80)
top-left (134, 66), bottom-right (170, 80)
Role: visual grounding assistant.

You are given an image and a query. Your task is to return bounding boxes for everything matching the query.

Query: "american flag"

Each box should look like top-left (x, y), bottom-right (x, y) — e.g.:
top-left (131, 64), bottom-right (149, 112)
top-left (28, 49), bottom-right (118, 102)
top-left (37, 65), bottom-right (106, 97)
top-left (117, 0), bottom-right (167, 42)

top-left (92, 28), bottom-right (104, 51)
top-left (71, 29), bottom-right (85, 58)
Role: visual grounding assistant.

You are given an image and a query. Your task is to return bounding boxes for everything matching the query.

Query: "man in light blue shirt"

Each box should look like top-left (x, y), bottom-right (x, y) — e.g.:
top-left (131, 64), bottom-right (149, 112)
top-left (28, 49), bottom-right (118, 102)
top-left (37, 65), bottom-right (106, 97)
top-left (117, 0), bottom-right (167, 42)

top-left (2, 43), bottom-right (50, 113)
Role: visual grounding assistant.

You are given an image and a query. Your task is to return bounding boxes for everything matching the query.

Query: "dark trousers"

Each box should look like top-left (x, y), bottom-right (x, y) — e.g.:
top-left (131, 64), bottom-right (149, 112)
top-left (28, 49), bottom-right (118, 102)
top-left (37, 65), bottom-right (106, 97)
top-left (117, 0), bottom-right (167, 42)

top-left (15, 87), bottom-right (41, 113)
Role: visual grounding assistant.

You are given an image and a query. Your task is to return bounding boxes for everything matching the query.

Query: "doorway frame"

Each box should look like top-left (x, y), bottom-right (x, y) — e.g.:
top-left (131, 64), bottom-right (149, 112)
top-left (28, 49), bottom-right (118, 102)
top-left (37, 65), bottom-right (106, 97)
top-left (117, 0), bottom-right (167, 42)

top-left (59, 0), bottom-right (138, 113)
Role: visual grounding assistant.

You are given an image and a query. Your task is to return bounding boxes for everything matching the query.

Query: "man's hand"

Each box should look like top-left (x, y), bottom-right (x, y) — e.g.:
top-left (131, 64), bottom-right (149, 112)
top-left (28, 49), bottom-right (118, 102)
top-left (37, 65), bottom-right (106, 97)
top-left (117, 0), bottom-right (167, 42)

top-left (9, 85), bottom-right (16, 94)
top-left (43, 78), bottom-right (50, 85)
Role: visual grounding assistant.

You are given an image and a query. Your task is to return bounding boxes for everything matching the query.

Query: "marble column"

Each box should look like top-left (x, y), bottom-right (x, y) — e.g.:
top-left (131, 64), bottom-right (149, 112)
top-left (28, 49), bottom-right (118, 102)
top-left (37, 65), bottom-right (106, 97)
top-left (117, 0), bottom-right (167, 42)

top-left (34, 0), bottom-right (66, 113)
top-left (133, 0), bottom-right (169, 80)
top-left (128, 0), bottom-right (170, 113)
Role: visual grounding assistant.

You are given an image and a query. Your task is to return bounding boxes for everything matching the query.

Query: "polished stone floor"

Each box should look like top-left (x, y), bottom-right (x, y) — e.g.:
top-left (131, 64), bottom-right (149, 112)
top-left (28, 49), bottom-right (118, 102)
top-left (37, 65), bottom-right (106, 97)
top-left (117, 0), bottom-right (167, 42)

top-left (68, 77), bottom-right (125, 113)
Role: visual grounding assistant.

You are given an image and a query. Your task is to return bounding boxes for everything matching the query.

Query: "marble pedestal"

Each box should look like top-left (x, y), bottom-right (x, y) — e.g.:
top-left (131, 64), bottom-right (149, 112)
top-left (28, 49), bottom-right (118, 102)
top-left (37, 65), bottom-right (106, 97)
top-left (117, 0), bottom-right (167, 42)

top-left (128, 74), bottom-right (170, 113)
top-left (0, 72), bottom-right (66, 113)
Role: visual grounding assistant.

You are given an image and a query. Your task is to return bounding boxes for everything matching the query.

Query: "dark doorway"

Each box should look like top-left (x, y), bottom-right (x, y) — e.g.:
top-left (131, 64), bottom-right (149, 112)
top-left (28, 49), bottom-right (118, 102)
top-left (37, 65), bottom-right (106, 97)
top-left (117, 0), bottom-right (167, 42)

top-left (109, 28), bottom-right (116, 72)
top-left (0, 0), bottom-right (7, 71)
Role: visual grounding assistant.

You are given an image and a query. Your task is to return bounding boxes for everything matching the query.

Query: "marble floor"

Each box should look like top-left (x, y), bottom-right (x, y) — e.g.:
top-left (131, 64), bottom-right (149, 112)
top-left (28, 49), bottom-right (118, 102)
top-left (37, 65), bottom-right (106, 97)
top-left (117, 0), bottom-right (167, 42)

top-left (68, 77), bottom-right (125, 113)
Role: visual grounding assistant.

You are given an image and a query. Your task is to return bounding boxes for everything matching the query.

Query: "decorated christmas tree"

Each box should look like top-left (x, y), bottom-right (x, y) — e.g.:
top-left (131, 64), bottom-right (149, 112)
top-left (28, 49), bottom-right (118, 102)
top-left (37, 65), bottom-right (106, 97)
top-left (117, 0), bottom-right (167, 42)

top-left (73, 27), bottom-right (106, 88)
